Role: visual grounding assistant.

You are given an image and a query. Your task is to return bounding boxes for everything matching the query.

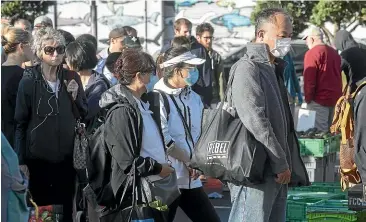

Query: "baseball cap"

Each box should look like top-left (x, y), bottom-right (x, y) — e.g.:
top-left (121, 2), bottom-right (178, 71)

top-left (160, 51), bottom-right (205, 69)
top-left (109, 27), bottom-right (127, 39)
top-left (123, 36), bottom-right (142, 49)
top-left (34, 16), bottom-right (53, 28)
top-left (302, 26), bottom-right (323, 40)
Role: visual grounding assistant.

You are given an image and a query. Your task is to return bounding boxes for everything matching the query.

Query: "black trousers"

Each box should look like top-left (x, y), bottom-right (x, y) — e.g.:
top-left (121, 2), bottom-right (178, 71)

top-left (168, 187), bottom-right (221, 222)
top-left (26, 158), bottom-right (76, 222)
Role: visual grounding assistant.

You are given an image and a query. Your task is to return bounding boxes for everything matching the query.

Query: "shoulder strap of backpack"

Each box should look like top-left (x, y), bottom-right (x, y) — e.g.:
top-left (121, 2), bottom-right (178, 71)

top-left (154, 89), bottom-right (170, 121)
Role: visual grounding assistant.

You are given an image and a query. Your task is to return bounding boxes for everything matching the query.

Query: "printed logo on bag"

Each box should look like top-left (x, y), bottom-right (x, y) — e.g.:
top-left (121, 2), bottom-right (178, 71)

top-left (207, 141), bottom-right (230, 159)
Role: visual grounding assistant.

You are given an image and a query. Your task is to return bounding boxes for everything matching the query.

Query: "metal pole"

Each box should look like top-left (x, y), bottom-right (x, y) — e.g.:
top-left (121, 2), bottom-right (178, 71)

top-left (53, 2), bottom-right (58, 29)
top-left (91, 0), bottom-right (98, 41)
top-left (144, 0), bottom-right (148, 51)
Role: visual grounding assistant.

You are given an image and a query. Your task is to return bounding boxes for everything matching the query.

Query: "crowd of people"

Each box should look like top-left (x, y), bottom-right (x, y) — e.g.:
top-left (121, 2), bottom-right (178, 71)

top-left (1, 6), bottom-right (366, 222)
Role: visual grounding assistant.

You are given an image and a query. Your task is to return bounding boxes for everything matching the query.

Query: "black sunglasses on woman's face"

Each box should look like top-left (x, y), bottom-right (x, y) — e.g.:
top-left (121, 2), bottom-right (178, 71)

top-left (43, 46), bottom-right (65, 55)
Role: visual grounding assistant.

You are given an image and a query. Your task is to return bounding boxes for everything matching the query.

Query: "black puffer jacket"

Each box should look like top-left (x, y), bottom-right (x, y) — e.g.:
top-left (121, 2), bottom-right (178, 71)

top-left (14, 65), bottom-right (87, 164)
top-left (334, 30), bottom-right (366, 93)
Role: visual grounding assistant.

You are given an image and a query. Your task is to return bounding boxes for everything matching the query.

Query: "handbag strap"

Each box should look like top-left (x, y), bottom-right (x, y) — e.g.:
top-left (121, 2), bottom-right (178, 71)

top-left (168, 94), bottom-right (194, 159)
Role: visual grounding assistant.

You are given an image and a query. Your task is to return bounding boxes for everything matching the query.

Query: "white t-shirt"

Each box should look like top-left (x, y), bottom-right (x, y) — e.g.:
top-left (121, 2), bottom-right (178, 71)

top-left (47, 80), bottom-right (57, 93)
top-left (134, 97), bottom-right (167, 181)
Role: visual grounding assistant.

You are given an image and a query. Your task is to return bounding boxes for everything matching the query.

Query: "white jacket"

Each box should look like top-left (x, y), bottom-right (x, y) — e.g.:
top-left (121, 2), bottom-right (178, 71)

top-left (154, 79), bottom-right (204, 189)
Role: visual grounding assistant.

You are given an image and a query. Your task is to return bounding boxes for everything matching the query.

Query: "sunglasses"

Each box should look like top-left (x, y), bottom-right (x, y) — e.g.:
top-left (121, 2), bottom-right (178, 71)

top-left (43, 46), bottom-right (65, 55)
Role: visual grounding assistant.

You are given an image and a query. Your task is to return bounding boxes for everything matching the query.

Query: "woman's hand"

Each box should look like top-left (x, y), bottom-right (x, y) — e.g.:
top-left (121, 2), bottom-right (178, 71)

top-left (159, 163), bottom-right (174, 178)
top-left (66, 79), bottom-right (79, 100)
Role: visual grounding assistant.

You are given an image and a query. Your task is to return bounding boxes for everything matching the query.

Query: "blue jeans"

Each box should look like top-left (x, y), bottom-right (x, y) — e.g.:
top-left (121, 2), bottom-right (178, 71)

top-left (228, 177), bottom-right (288, 222)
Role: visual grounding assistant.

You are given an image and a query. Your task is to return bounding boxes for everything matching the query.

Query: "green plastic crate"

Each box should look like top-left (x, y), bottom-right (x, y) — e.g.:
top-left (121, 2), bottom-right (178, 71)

top-left (286, 192), bottom-right (345, 221)
top-left (299, 137), bottom-right (331, 157)
top-left (289, 182), bottom-right (344, 195)
top-left (330, 134), bottom-right (341, 153)
top-left (299, 135), bottom-right (341, 157)
top-left (307, 199), bottom-right (366, 222)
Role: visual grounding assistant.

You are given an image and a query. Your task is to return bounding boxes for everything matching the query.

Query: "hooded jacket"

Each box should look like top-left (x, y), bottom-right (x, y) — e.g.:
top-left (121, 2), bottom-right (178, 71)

top-left (161, 37), bottom-right (214, 106)
top-left (99, 84), bottom-right (164, 200)
top-left (353, 77), bottom-right (366, 184)
top-left (154, 78), bottom-right (204, 189)
top-left (230, 43), bottom-right (309, 186)
top-left (335, 30), bottom-right (366, 92)
top-left (84, 71), bottom-right (110, 123)
top-left (14, 65), bottom-right (87, 164)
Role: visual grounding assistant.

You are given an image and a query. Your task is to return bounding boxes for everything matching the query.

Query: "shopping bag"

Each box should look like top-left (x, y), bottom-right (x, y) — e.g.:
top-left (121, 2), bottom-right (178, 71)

top-left (191, 61), bottom-right (268, 186)
top-left (99, 160), bottom-right (168, 222)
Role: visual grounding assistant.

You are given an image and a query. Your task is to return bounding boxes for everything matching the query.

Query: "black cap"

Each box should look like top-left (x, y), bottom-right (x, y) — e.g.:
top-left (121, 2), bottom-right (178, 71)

top-left (123, 36), bottom-right (142, 49)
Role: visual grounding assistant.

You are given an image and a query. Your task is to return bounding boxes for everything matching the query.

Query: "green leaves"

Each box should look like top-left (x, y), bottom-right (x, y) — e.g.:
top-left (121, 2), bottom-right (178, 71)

top-left (1, 0), bottom-right (53, 25)
top-left (251, 0), bottom-right (366, 38)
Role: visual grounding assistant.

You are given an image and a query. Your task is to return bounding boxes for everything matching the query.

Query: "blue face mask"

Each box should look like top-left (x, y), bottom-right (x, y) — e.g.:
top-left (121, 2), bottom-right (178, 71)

top-left (184, 68), bottom-right (199, 86)
top-left (145, 73), bottom-right (159, 93)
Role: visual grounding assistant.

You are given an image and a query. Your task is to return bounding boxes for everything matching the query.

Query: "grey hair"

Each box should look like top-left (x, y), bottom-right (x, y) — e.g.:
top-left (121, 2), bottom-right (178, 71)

top-left (32, 27), bottom-right (65, 62)
top-left (254, 8), bottom-right (292, 35)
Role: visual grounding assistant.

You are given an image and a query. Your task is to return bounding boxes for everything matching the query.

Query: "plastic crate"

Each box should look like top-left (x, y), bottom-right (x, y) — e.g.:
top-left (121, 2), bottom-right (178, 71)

top-left (286, 192), bottom-right (345, 221)
top-left (299, 135), bottom-right (340, 157)
top-left (289, 182), bottom-right (344, 195)
top-left (302, 156), bottom-right (326, 182)
top-left (307, 200), bottom-right (366, 222)
top-left (330, 134), bottom-right (341, 153)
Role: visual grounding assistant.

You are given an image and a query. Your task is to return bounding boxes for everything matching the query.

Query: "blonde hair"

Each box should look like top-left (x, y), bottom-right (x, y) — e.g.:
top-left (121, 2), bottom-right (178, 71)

top-left (1, 26), bottom-right (31, 54)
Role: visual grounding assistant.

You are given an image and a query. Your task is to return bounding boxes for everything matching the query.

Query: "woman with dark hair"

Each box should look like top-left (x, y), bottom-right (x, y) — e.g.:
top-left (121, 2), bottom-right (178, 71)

top-left (76, 33), bottom-right (98, 50)
top-left (58, 29), bottom-right (75, 70)
top-left (66, 40), bottom-right (110, 127)
top-left (99, 48), bottom-right (179, 221)
top-left (14, 27), bottom-right (87, 221)
top-left (155, 46), bottom-right (221, 222)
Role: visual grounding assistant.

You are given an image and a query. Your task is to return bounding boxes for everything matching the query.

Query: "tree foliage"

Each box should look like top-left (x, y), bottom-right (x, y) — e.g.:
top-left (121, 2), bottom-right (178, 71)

top-left (250, 1), bottom-right (316, 37)
top-left (1, 0), bottom-right (53, 25)
top-left (251, 0), bottom-right (366, 39)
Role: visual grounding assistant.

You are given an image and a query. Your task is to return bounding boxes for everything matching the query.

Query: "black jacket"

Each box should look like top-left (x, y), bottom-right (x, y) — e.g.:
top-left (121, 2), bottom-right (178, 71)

top-left (161, 37), bottom-right (214, 107)
top-left (99, 84), bottom-right (164, 201)
top-left (334, 30), bottom-right (366, 93)
top-left (1, 65), bottom-right (24, 147)
top-left (14, 65), bottom-right (87, 164)
top-left (354, 77), bottom-right (366, 183)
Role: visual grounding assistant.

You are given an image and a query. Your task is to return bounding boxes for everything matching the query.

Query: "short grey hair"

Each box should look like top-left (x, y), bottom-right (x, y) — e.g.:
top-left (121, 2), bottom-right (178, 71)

top-left (32, 27), bottom-right (65, 61)
top-left (254, 8), bottom-right (292, 35)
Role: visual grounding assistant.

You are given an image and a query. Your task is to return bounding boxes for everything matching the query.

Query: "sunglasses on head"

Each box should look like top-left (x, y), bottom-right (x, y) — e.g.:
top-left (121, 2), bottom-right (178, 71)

top-left (43, 46), bottom-right (65, 55)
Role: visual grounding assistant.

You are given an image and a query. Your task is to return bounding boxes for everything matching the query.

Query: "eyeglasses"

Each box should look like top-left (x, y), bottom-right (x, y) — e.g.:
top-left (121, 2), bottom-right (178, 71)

top-left (43, 46), bottom-right (65, 55)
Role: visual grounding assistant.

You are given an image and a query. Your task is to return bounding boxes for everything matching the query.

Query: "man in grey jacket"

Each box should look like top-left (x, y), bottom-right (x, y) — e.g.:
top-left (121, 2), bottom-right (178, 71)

top-left (228, 8), bottom-right (309, 222)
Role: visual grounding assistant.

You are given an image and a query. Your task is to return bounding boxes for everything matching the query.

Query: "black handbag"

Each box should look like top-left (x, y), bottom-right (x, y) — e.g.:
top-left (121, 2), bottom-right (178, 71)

top-left (99, 161), bottom-right (168, 222)
top-left (190, 62), bottom-right (268, 186)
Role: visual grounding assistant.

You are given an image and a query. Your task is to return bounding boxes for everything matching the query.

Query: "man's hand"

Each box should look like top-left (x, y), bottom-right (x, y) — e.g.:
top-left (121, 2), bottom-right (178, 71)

top-left (159, 163), bottom-right (174, 178)
top-left (275, 169), bottom-right (291, 184)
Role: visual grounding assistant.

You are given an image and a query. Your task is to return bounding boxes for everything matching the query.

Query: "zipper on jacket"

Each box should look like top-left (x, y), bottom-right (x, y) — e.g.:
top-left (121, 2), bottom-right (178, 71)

top-left (178, 93), bottom-right (193, 189)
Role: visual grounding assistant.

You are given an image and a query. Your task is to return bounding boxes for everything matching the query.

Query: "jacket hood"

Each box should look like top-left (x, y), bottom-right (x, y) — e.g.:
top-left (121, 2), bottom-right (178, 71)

top-left (98, 47), bottom-right (109, 60)
top-left (154, 78), bottom-right (192, 96)
top-left (99, 84), bottom-right (139, 111)
top-left (335, 30), bottom-right (358, 51)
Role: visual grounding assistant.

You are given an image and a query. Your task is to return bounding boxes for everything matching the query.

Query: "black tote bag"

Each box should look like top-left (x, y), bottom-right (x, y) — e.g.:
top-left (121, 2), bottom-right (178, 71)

top-left (190, 59), bottom-right (268, 186)
top-left (99, 161), bottom-right (168, 222)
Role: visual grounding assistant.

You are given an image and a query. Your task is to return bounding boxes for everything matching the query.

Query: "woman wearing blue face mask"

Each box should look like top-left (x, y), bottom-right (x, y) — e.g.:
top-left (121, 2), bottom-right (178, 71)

top-left (154, 46), bottom-right (221, 222)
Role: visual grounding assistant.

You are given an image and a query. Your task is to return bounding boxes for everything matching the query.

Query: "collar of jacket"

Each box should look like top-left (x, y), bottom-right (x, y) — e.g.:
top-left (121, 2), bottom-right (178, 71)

top-left (245, 43), bottom-right (287, 71)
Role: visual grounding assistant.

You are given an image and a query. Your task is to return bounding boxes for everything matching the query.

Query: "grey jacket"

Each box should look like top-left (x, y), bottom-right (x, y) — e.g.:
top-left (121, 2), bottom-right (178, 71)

top-left (229, 43), bottom-right (309, 186)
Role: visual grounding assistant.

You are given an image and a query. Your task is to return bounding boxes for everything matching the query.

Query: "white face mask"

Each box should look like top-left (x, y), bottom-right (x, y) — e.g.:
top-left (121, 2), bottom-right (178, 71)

top-left (270, 38), bottom-right (291, 58)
